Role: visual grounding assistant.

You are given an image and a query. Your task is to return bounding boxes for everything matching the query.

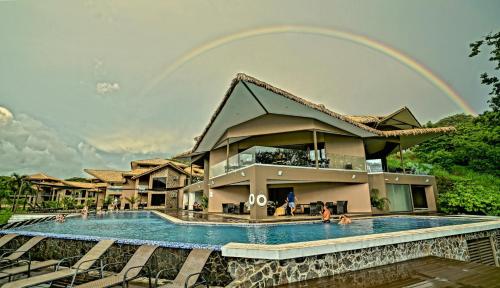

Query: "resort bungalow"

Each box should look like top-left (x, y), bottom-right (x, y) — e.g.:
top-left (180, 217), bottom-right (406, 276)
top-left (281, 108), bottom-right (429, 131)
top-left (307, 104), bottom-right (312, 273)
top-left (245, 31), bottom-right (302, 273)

top-left (176, 73), bottom-right (455, 221)
top-left (84, 158), bottom-right (200, 210)
top-left (27, 173), bottom-right (104, 206)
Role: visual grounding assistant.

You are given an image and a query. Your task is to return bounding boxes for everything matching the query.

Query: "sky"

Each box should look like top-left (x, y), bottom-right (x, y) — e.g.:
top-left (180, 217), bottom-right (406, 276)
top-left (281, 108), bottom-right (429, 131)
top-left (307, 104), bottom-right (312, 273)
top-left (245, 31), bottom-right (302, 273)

top-left (0, 0), bottom-right (499, 178)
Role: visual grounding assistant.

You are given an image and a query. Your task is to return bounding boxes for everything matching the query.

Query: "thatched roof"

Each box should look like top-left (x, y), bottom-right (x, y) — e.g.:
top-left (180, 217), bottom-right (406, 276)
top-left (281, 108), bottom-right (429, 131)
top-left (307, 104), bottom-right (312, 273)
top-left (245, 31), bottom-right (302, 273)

top-left (187, 73), bottom-right (455, 153)
top-left (345, 115), bottom-right (384, 124)
top-left (130, 161), bottom-right (189, 179)
top-left (183, 166), bottom-right (204, 177)
top-left (131, 158), bottom-right (189, 169)
top-left (28, 173), bottom-right (61, 182)
top-left (380, 126), bottom-right (456, 137)
top-left (61, 180), bottom-right (98, 189)
top-left (83, 169), bottom-right (127, 183)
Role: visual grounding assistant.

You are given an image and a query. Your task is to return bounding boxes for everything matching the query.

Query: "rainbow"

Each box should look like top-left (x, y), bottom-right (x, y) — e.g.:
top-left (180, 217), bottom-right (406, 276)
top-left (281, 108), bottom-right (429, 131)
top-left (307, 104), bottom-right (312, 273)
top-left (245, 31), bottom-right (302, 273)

top-left (141, 25), bottom-right (476, 115)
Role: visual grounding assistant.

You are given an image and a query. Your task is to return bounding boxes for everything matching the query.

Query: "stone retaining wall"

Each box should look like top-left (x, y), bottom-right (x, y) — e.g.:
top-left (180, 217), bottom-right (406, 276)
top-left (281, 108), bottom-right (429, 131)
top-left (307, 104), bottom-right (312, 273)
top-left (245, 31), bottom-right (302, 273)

top-left (226, 229), bottom-right (500, 287)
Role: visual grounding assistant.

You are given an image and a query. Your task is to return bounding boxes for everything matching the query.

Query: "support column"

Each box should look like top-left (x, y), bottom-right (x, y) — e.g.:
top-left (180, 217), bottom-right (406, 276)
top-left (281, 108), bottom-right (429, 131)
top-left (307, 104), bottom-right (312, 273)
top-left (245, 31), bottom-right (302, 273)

top-left (313, 130), bottom-right (319, 169)
top-left (189, 161), bottom-right (193, 185)
top-left (249, 168), bottom-right (268, 221)
top-left (203, 157), bottom-right (210, 198)
top-left (399, 142), bottom-right (405, 174)
top-left (226, 139), bottom-right (230, 173)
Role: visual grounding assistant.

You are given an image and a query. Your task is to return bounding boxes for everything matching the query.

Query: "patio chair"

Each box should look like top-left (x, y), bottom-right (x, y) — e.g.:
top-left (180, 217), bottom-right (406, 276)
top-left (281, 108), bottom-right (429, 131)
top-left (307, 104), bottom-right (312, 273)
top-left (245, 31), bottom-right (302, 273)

top-left (222, 203), bottom-right (229, 214)
top-left (73, 244), bottom-right (158, 288)
top-left (155, 248), bottom-right (212, 288)
top-left (2, 239), bottom-right (115, 288)
top-left (337, 201), bottom-right (348, 214)
top-left (309, 202), bottom-right (321, 216)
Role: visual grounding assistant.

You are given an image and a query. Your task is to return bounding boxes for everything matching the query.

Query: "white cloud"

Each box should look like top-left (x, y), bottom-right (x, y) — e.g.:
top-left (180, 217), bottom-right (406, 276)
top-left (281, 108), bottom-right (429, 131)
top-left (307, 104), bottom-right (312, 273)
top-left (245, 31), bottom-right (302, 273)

top-left (87, 129), bottom-right (192, 155)
top-left (0, 106), bottom-right (109, 177)
top-left (96, 82), bottom-right (120, 94)
top-left (0, 106), bottom-right (13, 126)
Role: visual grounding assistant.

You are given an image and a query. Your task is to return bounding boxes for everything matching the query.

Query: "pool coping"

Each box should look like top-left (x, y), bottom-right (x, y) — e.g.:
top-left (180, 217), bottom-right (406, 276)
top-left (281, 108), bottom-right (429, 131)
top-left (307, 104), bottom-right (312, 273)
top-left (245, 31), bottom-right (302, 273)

top-left (221, 219), bottom-right (500, 260)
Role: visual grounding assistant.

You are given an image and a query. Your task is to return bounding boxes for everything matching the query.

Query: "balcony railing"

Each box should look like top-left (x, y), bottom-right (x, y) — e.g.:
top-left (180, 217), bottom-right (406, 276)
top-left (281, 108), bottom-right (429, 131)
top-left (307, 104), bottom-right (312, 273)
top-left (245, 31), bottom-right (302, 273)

top-left (210, 145), bottom-right (366, 178)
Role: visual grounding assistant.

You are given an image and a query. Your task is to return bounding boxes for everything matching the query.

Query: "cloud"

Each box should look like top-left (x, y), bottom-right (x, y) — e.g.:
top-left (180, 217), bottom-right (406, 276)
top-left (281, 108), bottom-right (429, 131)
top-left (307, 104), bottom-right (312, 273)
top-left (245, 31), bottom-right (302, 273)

top-left (0, 106), bottom-right (13, 126)
top-left (96, 82), bottom-right (120, 94)
top-left (87, 129), bottom-right (193, 155)
top-left (0, 106), bottom-right (108, 177)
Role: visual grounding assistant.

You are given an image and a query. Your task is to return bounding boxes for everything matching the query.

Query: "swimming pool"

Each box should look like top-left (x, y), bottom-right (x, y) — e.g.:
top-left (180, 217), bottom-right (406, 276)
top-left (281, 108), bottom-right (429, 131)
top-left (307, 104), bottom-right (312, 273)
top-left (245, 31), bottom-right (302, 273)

top-left (3, 212), bottom-right (482, 249)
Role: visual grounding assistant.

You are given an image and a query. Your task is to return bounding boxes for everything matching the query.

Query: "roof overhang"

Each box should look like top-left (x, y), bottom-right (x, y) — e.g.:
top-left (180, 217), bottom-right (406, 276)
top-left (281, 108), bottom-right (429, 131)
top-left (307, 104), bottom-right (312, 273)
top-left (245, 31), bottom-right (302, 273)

top-left (193, 75), bottom-right (379, 153)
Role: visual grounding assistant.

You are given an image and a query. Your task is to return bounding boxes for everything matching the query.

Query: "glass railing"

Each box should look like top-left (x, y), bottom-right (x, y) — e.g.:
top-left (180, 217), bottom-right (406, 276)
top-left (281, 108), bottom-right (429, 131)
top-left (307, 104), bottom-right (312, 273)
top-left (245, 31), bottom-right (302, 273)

top-left (210, 146), bottom-right (367, 178)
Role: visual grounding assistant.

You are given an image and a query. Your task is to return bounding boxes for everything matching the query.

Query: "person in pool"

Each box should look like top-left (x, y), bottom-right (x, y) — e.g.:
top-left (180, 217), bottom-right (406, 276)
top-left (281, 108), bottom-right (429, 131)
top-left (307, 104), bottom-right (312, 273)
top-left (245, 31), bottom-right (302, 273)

top-left (322, 204), bottom-right (331, 223)
top-left (287, 191), bottom-right (297, 216)
top-left (338, 214), bottom-right (352, 225)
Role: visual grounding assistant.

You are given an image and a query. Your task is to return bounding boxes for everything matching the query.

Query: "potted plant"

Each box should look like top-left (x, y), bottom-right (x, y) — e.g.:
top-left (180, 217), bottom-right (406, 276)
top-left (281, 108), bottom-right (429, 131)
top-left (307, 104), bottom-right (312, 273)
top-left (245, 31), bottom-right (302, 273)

top-left (370, 189), bottom-right (390, 214)
top-left (200, 194), bottom-right (209, 212)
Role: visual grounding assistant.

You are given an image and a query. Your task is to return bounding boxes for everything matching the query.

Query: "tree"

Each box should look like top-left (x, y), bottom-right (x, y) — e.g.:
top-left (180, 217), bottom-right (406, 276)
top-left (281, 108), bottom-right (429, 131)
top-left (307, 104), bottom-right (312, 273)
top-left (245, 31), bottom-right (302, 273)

top-left (469, 31), bottom-right (500, 111)
top-left (0, 177), bottom-right (12, 209)
top-left (8, 174), bottom-right (35, 212)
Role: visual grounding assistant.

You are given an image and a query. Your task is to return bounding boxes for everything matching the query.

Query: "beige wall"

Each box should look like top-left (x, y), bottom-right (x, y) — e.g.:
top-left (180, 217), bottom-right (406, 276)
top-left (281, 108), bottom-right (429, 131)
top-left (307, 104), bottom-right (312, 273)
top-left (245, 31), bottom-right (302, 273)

top-left (268, 182), bottom-right (372, 213)
top-left (208, 186), bottom-right (249, 213)
top-left (368, 173), bottom-right (437, 212)
top-left (324, 134), bottom-right (365, 157)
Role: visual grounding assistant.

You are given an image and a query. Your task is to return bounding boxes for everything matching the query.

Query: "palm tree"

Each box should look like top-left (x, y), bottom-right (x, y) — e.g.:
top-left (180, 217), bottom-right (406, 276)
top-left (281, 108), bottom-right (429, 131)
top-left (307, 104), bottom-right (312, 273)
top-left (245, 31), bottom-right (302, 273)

top-left (125, 195), bottom-right (140, 210)
top-left (10, 173), bottom-right (26, 212)
top-left (0, 177), bottom-right (12, 209)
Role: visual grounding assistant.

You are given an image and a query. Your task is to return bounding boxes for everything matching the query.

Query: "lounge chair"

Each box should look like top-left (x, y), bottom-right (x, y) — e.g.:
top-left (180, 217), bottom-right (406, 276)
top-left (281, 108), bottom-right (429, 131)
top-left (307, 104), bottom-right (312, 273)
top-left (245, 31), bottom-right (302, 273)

top-left (2, 239), bottom-right (115, 288)
top-left (73, 245), bottom-right (157, 288)
top-left (0, 236), bottom-right (64, 281)
top-left (0, 236), bottom-right (45, 265)
top-left (155, 248), bottom-right (212, 288)
top-left (0, 234), bottom-right (18, 249)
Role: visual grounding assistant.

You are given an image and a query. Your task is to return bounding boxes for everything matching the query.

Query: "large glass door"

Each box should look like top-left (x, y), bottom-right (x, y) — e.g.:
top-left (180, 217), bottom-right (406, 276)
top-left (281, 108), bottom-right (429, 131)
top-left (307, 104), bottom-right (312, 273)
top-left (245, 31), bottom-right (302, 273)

top-left (386, 184), bottom-right (413, 212)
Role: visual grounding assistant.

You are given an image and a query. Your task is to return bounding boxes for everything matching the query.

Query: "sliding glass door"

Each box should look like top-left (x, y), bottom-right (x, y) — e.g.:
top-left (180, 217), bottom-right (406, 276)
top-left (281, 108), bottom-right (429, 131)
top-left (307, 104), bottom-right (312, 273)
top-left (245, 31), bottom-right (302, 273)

top-left (386, 184), bottom-right (413, 212)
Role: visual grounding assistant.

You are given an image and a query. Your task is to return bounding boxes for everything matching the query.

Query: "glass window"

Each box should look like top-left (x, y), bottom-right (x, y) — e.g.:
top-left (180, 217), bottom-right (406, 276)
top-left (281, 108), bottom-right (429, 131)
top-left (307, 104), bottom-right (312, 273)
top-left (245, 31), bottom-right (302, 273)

top-left (386, 184), bottom-right (413, 212)
top-left (152, 177), bottom-right (167, 189)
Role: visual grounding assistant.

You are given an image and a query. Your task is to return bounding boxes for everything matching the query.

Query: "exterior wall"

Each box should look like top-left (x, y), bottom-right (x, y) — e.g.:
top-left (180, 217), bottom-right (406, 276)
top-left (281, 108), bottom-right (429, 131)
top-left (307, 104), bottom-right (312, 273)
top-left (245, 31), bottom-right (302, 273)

top-left (208, 186), bottom-right (250, 213)
top-left (368, 172), bottom-right (437, 212)
top-left (324, 134), bottom-right (365, 157)
top-left (268, 182), bottom-right (372, 213)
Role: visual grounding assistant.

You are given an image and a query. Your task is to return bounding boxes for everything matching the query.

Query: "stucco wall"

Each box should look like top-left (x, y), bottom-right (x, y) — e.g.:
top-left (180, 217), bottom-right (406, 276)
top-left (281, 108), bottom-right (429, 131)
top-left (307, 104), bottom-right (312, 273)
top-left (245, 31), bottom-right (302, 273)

top-left (268, 182), bottom-right (372, 213)
top-left (208, 186), bottom-right (250, 213)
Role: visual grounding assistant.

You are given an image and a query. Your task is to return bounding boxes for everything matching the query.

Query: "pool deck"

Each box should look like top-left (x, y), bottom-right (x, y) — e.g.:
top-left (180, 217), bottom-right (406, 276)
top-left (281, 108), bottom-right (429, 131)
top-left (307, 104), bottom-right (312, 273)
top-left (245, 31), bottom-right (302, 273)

top-left (279, 256), bottom-right (500, 288)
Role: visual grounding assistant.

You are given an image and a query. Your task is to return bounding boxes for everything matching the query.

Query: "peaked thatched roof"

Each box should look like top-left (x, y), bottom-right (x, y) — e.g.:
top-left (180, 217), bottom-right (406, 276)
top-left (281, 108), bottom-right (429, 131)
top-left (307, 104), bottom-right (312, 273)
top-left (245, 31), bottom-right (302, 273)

top-left (28, 173), bottom-right (61, 182)
top-left (185, 73), bottom-right (455, 154)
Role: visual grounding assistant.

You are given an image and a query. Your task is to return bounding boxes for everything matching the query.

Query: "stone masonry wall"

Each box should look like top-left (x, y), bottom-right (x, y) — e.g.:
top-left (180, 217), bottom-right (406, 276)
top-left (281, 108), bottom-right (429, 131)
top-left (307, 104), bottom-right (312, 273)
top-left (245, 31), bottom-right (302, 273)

top-left (226, 229), bottom-right (500, 287)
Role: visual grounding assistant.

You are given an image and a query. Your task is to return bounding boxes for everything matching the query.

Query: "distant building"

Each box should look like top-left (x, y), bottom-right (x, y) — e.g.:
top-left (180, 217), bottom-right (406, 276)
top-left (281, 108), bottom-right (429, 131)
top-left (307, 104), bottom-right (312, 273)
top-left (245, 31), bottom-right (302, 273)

top-left (27, 173), bottom-right (104, 206)
top-left (84, 158), bottom-right (203, 210)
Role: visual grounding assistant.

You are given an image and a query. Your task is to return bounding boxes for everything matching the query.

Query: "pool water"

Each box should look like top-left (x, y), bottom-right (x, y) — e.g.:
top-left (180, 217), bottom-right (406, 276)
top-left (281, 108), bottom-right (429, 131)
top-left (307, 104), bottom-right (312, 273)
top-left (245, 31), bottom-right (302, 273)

top-left (6, 212), bottom-right (479, 247)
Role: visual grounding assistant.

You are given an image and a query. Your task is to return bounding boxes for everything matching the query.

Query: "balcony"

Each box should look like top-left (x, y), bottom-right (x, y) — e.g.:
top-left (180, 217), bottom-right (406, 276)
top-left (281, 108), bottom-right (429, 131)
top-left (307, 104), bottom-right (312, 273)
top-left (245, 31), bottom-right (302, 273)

top-left (210, 145), bottom-right (366, 178)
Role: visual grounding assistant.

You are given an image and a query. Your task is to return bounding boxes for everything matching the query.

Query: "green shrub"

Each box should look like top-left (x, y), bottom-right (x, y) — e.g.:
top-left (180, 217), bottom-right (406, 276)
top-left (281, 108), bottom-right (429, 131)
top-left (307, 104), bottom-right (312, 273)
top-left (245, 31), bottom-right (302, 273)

top-left (0, 209), bottom-right (12, 224)
top-left (434, 167), bottom-right (500, 216)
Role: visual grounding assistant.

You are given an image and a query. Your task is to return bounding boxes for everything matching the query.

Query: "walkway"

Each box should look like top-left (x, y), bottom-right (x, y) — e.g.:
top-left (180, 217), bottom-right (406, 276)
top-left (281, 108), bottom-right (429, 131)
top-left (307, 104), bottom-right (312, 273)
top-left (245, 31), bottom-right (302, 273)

top-left (279, 256), bottom-right (500, 288)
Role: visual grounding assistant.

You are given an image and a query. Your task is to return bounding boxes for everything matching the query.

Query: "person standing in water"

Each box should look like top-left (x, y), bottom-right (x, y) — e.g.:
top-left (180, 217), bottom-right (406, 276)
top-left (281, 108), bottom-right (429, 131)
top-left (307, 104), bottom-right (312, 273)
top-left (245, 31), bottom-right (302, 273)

top-left (287, 191), bottom-right (297, 216)
top-left (322, 204), bottom-right (331, 223)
